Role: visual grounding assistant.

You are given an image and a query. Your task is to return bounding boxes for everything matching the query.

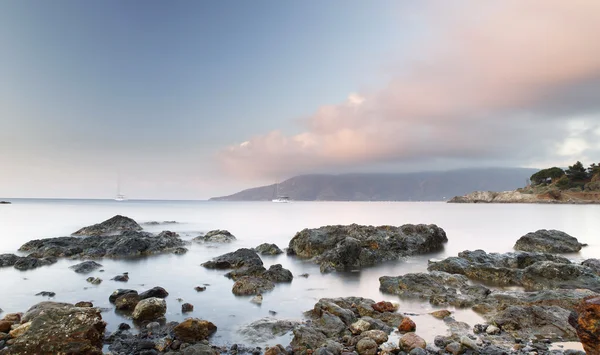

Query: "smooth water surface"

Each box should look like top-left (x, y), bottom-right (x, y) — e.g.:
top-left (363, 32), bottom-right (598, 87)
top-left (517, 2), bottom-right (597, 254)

top-left (0, 200), bottom-right (598, 347)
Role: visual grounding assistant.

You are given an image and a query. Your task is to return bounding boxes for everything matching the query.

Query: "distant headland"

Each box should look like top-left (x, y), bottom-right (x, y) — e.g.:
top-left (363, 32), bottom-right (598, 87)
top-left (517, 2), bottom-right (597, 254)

top-left (449, 161), bottom-right (600, 204)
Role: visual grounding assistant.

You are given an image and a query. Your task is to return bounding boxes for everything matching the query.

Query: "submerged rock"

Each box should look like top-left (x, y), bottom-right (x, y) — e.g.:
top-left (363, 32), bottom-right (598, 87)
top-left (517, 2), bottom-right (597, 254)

top-left (35, 291), bottom-right (55, 297)
top-left (569, 296), bottom-right (600, 355)
top-left (19, 229), bottom-right (187, 259)
top-left (182, 303), bottom-right (194, 313)
top-left (255, 243), bottom-right (283, 255)
top-left (514, 229), bottom-right (586, 253)
top-left (0, 254), bottom-right (57, 271)
top-left (201, 248), bottom-right (263, 269)
top-left (287, 223), bottom-right (447, 272)
top-left (72, 215), bottom-right (142, 236)
top-left (232, 276), bottom-right (275, 296)
top-left (1, 302), bottom-right (106, 354)
top-left (193, 229), bottom-right (236, 243)
top-left (70, 260), bottom-right (103, 273)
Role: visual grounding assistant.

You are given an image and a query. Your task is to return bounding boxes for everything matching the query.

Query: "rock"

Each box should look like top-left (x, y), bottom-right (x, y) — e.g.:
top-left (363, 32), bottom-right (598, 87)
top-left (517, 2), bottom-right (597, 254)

top-left (8, 322), bottom-right (31, 338)
top-left (350, 319), bottom-right (371, 334)
top-left (109, 289), bottom-right (137, 303)
top-left (430, 310), bottom-right (451, 319)
top-left (361, 329), bottom-right (388, 344)
top-left (181, 343), bottom-right (219, 355)
top-left (493, 305), bottom-right (576, 340)
top-left (238, 318), bottom-right (300, 342)
top-left (372, 301), bottom-right (397, 313)
top-left (132, 297), bottom-right (166, 322)
top-left (139, 286), bottom-right (169, 299)
top-left (1, 314), bottom-right (21, 323)
top-left (86, 277), bottom-right (102, 285)
top-left (182, 303), bottom-right (194, 313)
top-left (75, 301), bottom-right (93, 307)
top-left (232, 276), bottom-right (275, 296)
top-left (0, 322), bottom-right (11, 333)
top-left (356, 338), bottom-right (378, 355)
top-left (4, 304), bottom-right (105, 354)
top-left (201, 248), bottom-right (263, 269)
top-left (398, 317), bottom-right (416, 332)
top-left (35, 291), bottom-right (55, 297)
top-left (8, 255), bottom-right (57, 271)
top-left (409, 348), bottom-right (426, 355)
top-left (115, 292), bottom-right (140, 311)
top-left (316, 311), bottom-right (347, 337)
top-left (399, 333), bottom-right (426, 352)
top-left (118, 323), bottom-right (131, 330)
top-left (486, 324), bottom-right (500, 335)
top-left (448, 190), bottom-right (539, 203)
top-left (288, 224), bottom-right (447, 273)
top-left (582, 258), bottom-right (600, 275)
top-left (173, 318), bottom-right (217, 343)
top-left (70, 260), bottom-right (103, 273)
top-left (299, 273), bottom-right (309, 278)
top-left (434, 335), bottom-right (450, 348)
top-left (21, 302), bottom-right (74, 322)
top-left (112, 273), bottom-right (129, 282)
top-left (514, 229), bottom-right (585, 253)
top-left (568, 296), bottom-right (600, 355)
top-left (250, 294), bottom-right (263, 304)
top-left (19, 229), bottom-right (186, 259)
top-left (225, 264), bottom-right (268, 280)
top-left (473, 324), bottom-right (488, 334)
top-left (195, 286), bottom-right (206, 292)
top-left (255, 243), bottom-right (283, 255)
top-left (459, 336), bottom-right (478, 351)
top-left (290, 325), bottom-right (327, 355)
top-left (72, 214), bottom-right (142, 236)
top-left (0, 254), bottom-right (20, 268)
top-left (193, 229), bottom-right (236, 243)
top-left (0, 201), bottom-right (11, 204)
top-left (265, 344), bottom-right (288, 355)
top-left (445, 342), bottom-right (462, 355)
top-left (262, 264), bottom-right (293, 282)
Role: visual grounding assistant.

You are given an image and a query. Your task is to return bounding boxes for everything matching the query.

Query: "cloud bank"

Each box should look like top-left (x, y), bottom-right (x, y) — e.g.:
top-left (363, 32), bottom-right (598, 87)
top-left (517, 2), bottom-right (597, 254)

top-left (220, 0), bottom-right (600, 178)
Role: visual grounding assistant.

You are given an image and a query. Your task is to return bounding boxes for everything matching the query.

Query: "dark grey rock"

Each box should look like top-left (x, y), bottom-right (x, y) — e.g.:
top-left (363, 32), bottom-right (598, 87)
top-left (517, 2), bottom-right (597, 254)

top-left (72, 215), bottom-right (142, 236)
top-left (201, 248), bottom-right (263, 269)
top-left (139, 286), bottom-right (169, 299)
top-left (70, 261), bottom-right (103, 274)
top-left (232, 276), bottom-right (275, 296)
top-left (514, 229), bottom-right (586, 253)
top-left (193, 230), bottom-right (236, 243)
top-left (109, 289), bottom-right (138, 303)
top-left (255, 243), bottom-right (283, 255)
top-left (288, 224), bottom-right (447, 273)
top-left (35, 291), bottom-right (56, 297)
top-left (238, 318), bottom-right (301, 342)
top-left (262, 264), bottom-right (293, 283)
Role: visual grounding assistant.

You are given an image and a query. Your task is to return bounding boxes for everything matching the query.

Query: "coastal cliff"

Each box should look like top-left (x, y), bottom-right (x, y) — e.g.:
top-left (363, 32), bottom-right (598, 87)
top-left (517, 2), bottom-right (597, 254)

top-left (449, 189), bottom-right (600, 204)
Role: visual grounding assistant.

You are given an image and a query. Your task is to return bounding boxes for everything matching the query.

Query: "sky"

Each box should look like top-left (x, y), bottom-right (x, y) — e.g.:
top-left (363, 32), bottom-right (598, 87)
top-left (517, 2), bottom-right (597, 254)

top-left (1, 0), bottom-right (600, 199)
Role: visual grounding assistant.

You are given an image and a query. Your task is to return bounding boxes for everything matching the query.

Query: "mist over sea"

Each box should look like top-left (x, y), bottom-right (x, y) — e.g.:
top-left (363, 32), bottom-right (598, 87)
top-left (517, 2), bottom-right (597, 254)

top-left (1, 199), bottom-right (598, 347)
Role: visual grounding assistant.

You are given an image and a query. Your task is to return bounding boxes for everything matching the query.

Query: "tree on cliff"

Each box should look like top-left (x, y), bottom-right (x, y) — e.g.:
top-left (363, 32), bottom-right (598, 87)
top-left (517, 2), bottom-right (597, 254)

top-left (565, 161), bottom-right (589, 181)
top-left (530, 167), bottom-right (565, 185)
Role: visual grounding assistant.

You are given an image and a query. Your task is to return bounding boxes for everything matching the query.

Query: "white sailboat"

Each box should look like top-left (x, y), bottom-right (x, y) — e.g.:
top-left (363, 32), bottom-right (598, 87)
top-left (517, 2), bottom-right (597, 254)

top-left (272, 181), bottom-right (289, 203)
top-left (115, 173), bottom-right (126, 201)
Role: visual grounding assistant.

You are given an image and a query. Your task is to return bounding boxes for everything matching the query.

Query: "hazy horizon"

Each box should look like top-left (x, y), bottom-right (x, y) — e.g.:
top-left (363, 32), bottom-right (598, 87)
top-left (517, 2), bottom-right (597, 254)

top-left (2, 1), bottom-right (600, 199)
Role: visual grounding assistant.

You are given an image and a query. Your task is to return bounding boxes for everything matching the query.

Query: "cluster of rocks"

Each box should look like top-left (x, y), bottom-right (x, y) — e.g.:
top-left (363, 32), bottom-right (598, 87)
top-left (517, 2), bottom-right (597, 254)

top-left (109, 287), bottom-right (170, 319)
top-left (0, 201), bottom-right (11, 204)
top-left (287, 224), bottom-right (448, 273)
top-left (15, 215), bottom-right (187, 262)
top-left (202, 248), bottom-right (293, 296)
top-left (0, 253), bottom-right (56, 271)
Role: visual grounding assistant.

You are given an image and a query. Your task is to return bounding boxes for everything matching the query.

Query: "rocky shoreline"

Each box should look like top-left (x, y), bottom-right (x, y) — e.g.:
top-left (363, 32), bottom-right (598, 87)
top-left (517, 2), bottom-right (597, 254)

top-left (448, 190), bottom-right (600, 204)
top-left (0, 215), bottom-right (598, 354)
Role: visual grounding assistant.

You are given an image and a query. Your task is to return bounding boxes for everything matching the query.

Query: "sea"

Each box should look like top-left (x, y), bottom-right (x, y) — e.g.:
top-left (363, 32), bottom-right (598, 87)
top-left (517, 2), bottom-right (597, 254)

top-left (0, 199), bottom-right (598, 349)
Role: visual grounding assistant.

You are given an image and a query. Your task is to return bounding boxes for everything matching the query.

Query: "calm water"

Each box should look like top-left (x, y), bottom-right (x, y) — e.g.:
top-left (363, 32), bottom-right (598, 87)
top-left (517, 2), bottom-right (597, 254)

top-left (0, 200), bottom-right (598, 347)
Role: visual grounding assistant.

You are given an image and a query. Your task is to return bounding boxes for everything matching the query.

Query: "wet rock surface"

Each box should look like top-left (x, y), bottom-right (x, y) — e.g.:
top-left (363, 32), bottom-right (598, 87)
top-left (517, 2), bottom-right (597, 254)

top-left (71, 260), bottom-right (103, 273)
top-left (514, 229), bottom-right (586, 253)
top-left (238, 318), bottom-right (301, 343)
top-left (0, 253), bottom-right (56, 271)
top-left (287, 223), bottom-right (447, 272)
top-left (427, 249), bottom-right (600, 292)
top-left (0, 302), bottom-right (106, 355)
top-left (255, 243), bottom-right (283, 255)
top-left (569, 296), bottom-right (600, 355)
top-left (201, 248), bottom-right (263, 270)
top-left (194, 230), bottom-right (237, 243)
top-left (19, 227), bottom-right (187, 259)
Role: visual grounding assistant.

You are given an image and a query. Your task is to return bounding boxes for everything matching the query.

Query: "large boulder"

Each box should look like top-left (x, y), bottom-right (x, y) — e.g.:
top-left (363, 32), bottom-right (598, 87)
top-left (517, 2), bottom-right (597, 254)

top-left (262, 264), bottom-right (293, 283)
top-left (582, 258), bottom-right (600, 275)
top-left (131, 297), bottom-right (166, 322)
top-left (19, 229), bottom-right (186, 259)
top-left (514, 229), bottom-right (586, 253)
top-left (193, 230), bottom-right (236, 243)
top-left (109, 289), bottom-right (138, 303)
top-left (492, 305), bottom-right (577, 340)
top-left (569, 296), bottom-right (600, 355)
top-left (287, 223), bottom-right (447, 273)
top-left (70, 260), bottom-right (103, 273)
top-left (201, 248), bottom-right (263, 269)
top-left (173, 318), bottom-right (217, 343)
top-left (2, 303), bottom-right (105, 354)
top-left (72, 215), bottom-right (142, 236)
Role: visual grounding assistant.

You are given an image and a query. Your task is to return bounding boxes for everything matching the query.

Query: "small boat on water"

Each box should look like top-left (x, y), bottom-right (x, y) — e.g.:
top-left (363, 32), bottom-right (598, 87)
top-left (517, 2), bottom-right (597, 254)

top-left (115, 173), bottom-right (126, 201)
top-left (272, 182), bottom-right (290, 203)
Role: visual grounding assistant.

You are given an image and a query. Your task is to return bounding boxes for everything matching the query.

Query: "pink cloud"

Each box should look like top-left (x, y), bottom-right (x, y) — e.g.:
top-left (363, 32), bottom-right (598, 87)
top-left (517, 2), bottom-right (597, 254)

top-left (220, 0), bottom-right (600, 178)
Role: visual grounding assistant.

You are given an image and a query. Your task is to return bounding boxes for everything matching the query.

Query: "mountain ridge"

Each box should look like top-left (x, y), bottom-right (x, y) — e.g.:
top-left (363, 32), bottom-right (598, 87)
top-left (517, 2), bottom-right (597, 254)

top-left (210, 168), bottom-right (538, 201)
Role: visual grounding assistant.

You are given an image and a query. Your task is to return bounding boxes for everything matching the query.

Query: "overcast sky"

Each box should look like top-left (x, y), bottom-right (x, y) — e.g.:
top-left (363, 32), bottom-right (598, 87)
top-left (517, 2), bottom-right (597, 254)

top-left (1, 0), bottom-right (600, 199)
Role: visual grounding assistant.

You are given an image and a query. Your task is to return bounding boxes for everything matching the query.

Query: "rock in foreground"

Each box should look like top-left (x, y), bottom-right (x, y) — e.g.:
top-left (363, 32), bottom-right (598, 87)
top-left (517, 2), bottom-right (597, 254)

top-left (287, 224), bottom-right (447, 273)
top-left (569, 296), bottom-right (600, 355)
top-left (173, 318), bottom-right (217, 343)
top-left (201, 248), bottom-right (263, 269)
top-left (514, 229), bottom-right (586, 253)
top-left (1, 302), bottom-right (106, 354)
top-left (72, 215), bottom-right (142, 236)
top-left (131, 297), bottom-right (166, 322)
top-left (255, 243), bottom-right (283, 255)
